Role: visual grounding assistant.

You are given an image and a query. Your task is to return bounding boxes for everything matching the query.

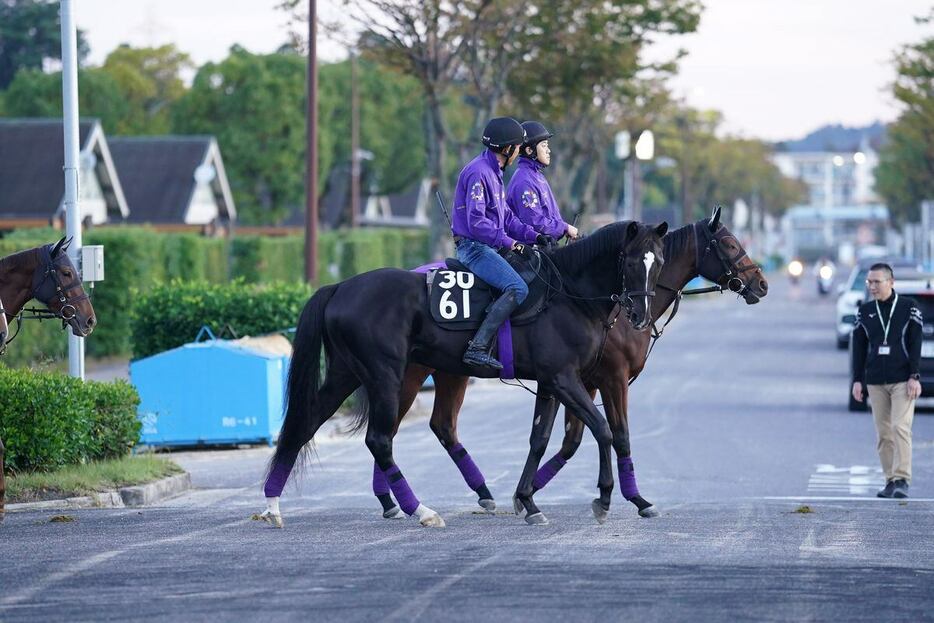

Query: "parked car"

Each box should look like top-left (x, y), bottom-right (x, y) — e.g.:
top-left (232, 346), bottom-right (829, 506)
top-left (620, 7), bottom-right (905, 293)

top-left (835, 258), bottom-right (922, 349)
top-left (848, 276), bottom-right (934, 411)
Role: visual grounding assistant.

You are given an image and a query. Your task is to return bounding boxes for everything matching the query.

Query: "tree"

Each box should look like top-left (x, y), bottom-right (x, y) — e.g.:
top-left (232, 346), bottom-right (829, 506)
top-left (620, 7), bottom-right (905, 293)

top-left (0, 0), bottom-right (90, 89)
top-left (874, 11), bottom-right (934, 224)
top-left (100, 44), bottom-right (193, 135)
top-left (1, 67), bottom-right (130, 129)
top-left (171, 46), bottom-right (309, 225)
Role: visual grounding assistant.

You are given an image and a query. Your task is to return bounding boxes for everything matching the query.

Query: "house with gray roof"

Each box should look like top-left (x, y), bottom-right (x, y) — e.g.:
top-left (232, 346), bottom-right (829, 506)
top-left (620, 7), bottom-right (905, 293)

top-left (0, 118), bottom-right (128, 229)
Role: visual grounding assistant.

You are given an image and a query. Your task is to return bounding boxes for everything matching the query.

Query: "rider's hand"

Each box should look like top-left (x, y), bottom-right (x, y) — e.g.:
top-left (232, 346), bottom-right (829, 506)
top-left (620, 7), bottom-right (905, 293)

top-left (566, 224), bottom-right (580, 240)
top-left (851, 382), bottom-right (864, 403)
top-left (535, 234), bottom-right (556, 248)
top-left (513, 242), bottom-right (526, 256)
top-left (908, 378), bottom-right (922, 400)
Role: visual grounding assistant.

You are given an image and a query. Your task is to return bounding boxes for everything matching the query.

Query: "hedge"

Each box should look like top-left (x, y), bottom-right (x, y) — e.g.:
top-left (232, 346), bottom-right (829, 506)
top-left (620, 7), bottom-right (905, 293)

top-left (0, 365), bottom-right (141, 472)
top-left (130, 280), bottom-right (312, 359)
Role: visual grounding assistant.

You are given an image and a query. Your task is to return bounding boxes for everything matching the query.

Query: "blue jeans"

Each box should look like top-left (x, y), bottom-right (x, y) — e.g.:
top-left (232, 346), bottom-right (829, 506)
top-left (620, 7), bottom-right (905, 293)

top-left (456, 239), bottom-right (528, 304)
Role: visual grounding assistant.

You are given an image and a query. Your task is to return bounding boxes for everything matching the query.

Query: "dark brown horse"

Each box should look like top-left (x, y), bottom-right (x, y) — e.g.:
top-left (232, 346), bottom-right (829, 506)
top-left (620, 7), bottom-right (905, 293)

top-left (374, 207), bottom-right (769, 523)
top-left (0, 238), bottom-right (97, 517)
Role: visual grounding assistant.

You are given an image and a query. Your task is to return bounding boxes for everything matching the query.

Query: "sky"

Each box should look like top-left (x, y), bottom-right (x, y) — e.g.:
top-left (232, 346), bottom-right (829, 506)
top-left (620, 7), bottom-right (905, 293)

top-left (75, 0), bottom-right (931, 142)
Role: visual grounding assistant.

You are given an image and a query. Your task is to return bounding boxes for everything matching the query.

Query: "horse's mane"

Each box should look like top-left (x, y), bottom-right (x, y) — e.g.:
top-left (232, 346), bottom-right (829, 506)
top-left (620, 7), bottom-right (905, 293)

top-left (663, 223), bottom-right (695, 261)
top-left (549, 221), bottom-right (645, 273)
top-left (0, 247), bottom-right (39, 273)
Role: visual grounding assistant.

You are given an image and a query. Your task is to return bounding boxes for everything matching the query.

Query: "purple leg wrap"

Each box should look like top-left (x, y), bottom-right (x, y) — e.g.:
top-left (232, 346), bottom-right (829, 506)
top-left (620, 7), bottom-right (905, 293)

top-left (264, 459), bottom-right (294, 498)
top-left (533, 453), bottom-right (567, 490)
top-left (385, 465), bottom-right (420, 515)
top-left (372, 462), bottom-right (390, 496)
top-left (618, 456), bottom-right (640, 499)
top-left (448, 443), bottom-right (486, 490)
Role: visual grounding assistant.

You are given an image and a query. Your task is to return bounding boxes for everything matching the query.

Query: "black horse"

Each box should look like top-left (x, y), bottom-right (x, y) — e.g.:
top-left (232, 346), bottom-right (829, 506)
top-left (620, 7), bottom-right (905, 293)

top-left (259, 221), bottom-right (668, 528)
top-left (371, 207), bottom-right (769, 524)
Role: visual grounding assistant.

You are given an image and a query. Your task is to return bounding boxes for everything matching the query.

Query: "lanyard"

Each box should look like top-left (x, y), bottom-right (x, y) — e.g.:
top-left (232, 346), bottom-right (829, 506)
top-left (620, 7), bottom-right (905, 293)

top-left (875, 293), bottom-right (898, 345)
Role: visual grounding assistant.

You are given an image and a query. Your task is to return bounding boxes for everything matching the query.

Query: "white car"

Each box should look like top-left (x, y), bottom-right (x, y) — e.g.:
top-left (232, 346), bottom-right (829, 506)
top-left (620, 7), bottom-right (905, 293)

top-left (835, 259), bottom-right (922, 349)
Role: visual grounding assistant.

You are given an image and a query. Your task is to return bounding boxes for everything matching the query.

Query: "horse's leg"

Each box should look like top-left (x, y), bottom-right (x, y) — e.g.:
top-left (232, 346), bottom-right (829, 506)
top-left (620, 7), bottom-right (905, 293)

top-left (512, 393), bottom-right (560, 525)
top-left (0, 435), bottom-right (5, 521)
top-left (532, 388), bottom-right (592, 492)
top-left (548, 373), bottom-right (615, 524)
top-left (260, 365), bottom-right (359, 527)
top-left (428, 371), bottom-right (495, 513)
top-left (364, 370), bottom-right (445, 528)
top-left (374, 363), bottom-right (432, 520)
top-left (603, 379), bottom-right (658, 518)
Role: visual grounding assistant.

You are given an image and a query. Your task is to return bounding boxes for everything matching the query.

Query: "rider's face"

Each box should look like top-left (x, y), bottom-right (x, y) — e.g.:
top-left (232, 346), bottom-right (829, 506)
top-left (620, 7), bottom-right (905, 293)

top-left (536, 140), bottom-right (551, 166)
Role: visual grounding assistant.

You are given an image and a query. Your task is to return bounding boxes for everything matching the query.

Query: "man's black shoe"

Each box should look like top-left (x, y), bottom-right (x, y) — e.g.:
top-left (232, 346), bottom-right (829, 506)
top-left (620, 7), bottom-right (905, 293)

top-left (892, 479), bottom-right (910, 499)
top-left (463, 343), bottom-right (503, 370)
top-left (876, 480), bottom-right (896, 498)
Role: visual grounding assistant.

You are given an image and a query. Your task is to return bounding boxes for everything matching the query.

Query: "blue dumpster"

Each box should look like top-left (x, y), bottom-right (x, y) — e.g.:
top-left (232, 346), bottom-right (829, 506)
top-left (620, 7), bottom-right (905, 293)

top-left (131, 336), bottom-right (289, 447)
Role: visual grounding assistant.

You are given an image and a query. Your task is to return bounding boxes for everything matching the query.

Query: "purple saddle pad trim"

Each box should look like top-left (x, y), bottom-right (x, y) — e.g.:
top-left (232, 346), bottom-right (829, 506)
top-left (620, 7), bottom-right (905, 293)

top-left (411, 261), bottom-right (446, 274)
top-left (498, 318), bottom-right (514, 379)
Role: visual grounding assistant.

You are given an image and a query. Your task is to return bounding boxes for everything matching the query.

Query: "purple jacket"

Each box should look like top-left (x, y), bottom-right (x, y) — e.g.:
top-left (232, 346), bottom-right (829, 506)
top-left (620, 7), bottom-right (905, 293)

top-left (506, 157), bottom-right (569, 239)
top-left (452, 150), bottom-right (538, 250)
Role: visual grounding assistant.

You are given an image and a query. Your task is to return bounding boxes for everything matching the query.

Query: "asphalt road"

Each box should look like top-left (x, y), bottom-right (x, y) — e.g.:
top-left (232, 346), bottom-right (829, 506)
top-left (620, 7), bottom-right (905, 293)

top-left (2, 275), bottom-right (933, 622)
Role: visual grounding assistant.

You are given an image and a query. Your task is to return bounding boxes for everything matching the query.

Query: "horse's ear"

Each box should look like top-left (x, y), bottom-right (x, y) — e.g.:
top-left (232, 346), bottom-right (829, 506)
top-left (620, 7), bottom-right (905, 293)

top-left (627, 221), bottom-right (639, 239)
top-left (51, 237), bottom-right (67, 257)
top-left (655, 221), bottom-right (668, 237)
top-left (708, 205), bottom-right (722, 232)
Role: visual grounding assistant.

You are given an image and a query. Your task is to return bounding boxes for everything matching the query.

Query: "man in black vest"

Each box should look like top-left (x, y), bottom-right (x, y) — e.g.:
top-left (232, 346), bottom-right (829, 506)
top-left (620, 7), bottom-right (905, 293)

top-left (851, 262), bottom-right (923, 498)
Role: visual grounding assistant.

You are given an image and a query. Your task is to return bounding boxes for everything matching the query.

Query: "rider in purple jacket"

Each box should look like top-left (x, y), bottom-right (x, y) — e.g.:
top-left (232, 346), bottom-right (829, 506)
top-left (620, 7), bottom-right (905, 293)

top-left (452, 117), bottom-right (551, 370)
top-left (507, 120), bottom-right (579, 242)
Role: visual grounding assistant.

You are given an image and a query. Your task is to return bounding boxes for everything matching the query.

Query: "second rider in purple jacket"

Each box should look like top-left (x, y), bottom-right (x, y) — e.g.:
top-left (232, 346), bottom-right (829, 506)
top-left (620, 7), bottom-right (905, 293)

top-left (507, 120), bottom-right (579, 242)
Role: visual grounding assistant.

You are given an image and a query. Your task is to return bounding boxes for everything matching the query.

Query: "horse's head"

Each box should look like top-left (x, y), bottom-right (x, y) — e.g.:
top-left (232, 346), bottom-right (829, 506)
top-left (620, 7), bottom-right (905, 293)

top-left (695, 206), bottom-right (768, 304)
top-left (619, 221), bottom-right (668, 330)
top-left (32, 238), bottom-right (97, 337)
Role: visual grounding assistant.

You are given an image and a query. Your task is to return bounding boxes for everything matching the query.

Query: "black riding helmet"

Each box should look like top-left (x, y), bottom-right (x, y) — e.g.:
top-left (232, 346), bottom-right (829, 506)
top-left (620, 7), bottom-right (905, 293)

top-left (481, 117), bottom-right (526, 151)
top-left (521, 120), bottom-right (554, 163)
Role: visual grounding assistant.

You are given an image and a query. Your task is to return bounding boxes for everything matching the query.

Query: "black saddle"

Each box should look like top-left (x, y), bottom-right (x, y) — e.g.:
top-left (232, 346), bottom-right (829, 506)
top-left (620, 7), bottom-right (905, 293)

top-left (427, 248), bottom-right (555, 329)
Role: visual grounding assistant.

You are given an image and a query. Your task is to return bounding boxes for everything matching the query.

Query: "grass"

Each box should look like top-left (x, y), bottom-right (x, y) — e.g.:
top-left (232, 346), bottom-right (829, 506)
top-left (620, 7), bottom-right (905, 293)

top-left (6, 455), bottom-right (184, 504)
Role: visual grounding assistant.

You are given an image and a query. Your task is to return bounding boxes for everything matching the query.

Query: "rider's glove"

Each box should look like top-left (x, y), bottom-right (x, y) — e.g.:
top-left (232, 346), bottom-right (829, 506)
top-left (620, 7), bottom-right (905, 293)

top-left (535, 234), bottom-right (556, 248)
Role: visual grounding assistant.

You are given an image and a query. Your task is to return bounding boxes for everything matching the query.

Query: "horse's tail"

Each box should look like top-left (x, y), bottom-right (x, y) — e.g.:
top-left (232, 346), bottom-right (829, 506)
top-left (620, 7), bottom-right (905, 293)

top-left (270, 284), bottom-right (339, 470)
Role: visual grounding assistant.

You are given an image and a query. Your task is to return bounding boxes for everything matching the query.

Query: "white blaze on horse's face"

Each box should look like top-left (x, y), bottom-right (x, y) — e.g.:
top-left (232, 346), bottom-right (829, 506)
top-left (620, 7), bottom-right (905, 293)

top-left (642, 251), bottom-right (655, 294)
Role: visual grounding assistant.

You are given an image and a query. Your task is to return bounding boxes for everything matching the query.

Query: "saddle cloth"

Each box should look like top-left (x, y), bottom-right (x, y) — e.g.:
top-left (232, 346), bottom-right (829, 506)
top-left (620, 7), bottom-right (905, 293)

top-left (425, 249), bottom-right (553, 330)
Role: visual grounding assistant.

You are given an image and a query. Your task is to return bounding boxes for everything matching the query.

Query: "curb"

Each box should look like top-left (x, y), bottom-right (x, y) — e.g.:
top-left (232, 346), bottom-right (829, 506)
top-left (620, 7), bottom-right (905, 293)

top-left (5, 472), bottom-right (192, 512)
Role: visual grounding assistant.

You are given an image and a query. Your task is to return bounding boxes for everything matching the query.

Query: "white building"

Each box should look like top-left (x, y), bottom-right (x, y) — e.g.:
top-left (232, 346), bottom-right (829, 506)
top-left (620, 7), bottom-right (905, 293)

top-left (771, 137), bottom-right (879, 209)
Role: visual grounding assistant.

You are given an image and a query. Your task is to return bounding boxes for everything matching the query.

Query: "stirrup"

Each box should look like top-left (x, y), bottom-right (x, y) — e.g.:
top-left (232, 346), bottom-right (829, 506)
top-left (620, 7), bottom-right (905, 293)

top-left (463, 346), bottom-right (503, 370)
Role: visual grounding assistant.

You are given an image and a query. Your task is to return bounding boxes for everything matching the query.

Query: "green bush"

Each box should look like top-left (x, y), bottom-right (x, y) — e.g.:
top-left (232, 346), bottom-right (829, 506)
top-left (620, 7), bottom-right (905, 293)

top-left (131, 279), bottom-right (311, 359)
top-left (0, 365), bottom-right (141, 472)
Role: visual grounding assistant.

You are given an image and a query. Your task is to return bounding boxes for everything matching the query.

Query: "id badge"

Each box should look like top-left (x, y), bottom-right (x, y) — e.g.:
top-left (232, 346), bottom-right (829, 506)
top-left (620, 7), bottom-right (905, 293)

top-left (878, 345), bottom-right (891, 356)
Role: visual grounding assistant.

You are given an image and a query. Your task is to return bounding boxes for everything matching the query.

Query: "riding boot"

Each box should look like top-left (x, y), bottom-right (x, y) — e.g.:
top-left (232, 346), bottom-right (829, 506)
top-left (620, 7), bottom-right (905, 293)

top-left (462, 291), bottom-right (519, 370)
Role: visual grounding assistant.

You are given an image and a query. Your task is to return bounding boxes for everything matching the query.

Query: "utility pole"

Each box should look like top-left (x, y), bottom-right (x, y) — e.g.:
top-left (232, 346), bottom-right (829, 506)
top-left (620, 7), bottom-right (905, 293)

top-left (60, 0), bottom-right (84, 379)
top-left (304, 0), bottom-right (318, 283)
top-left (350, 51), bottom-right (360, 228)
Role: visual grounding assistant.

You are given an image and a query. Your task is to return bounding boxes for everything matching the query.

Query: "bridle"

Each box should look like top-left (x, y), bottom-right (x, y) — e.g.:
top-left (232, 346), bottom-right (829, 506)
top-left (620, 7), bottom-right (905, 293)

top-left (2, 246), bottom-right (89, 350)
top-left (693, 221), bottom-right (760, 298)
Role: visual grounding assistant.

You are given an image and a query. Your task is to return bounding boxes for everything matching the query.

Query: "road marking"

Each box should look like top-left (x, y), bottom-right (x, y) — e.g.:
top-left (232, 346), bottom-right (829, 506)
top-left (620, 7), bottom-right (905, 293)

top-left (807, 464), bottom-right (884, 495)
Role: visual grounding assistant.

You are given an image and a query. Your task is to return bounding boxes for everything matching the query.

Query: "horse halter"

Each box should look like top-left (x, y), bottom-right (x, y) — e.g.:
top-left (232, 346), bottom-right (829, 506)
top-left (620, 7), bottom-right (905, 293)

top-left (693, 221), bottom-right (760, 297)
top-left (30, 246), bottom-right (89, 325)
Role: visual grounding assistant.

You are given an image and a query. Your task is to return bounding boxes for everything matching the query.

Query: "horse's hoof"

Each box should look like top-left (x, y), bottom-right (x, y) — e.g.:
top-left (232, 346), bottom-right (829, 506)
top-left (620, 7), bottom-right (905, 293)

top-left (419, 512), bottom-right (446, 528)
top-left (253, 510), bottom-right (283, 528)
top-left (512, 495), bottom-right (527, 519)
top-left (639, 505), bottom-right (659, 518)
top-left (382, 506), bottom-right (405, 520)
top-left (525, 512), bottom-right (549, 525)
top-left (591, 499), bottom-right (609, 524)
top-left (478, 498), bottom-right (496, 514)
